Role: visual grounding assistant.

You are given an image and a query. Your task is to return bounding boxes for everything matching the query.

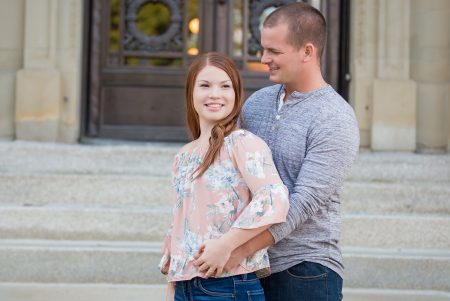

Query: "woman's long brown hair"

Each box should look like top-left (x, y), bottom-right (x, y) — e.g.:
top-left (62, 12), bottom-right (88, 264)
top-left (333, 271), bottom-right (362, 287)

top-left (185, 52), bottom-right (244, 178)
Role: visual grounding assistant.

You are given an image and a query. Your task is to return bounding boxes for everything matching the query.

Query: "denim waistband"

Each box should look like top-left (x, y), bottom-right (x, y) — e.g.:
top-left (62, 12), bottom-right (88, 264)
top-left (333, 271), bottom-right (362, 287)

top-left (179, 272), bottom-right (258, 284)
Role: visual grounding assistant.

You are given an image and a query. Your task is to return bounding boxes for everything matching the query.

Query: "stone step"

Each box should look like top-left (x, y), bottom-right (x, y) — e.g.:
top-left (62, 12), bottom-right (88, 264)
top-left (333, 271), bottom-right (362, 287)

top-left (343, 247), bottom-right (450, 291)
top-left (1, 240), bottom-right (449, 292)
top-left (343, 288), bottom-right (450, 301)
top-left (0, 283), bottom-right (168, 301)
top-left (0, 141), bottom-right (177, 177)
top-left (349, 151), bottom-right (450, 183)
top-left (0, 206), bottom-right (172, 241)
top-left (0, 284), bottom-right (449, 301)
top-left (342, 181), bottom-right (450, 215)
top-left (0, 174), bottom-right (172, 208)
top-left (1, 141), bottom-right (449, 182)
top-left (341, 214), bottom-right (450, 249)
top-left (1, 207), bottom-right (449, 250)
top-left (1, 173), bottom-right (449, 215)
top-left (0, 240), bottom-right (166, 284)
top-left (1, 176), bottom-right (449, 219)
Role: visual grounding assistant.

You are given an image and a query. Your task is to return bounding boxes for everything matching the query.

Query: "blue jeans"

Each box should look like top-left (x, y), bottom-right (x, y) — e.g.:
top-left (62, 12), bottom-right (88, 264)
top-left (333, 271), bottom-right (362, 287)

top-left (174, 272), bottom-right (265, 301)
top-left (261, 261), bottom-right (343, 301)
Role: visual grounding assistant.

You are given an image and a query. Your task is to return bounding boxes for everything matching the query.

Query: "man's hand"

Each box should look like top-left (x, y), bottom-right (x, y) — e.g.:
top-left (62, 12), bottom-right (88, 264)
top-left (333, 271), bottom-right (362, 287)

top-left (223, 244), bottom-right (249, 273)
top-left (224, 230), bottom-right (275, 274)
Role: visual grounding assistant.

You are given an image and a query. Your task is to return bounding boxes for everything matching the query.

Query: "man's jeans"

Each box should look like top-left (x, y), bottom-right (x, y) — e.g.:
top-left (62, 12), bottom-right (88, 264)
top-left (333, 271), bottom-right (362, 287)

top-left (174, 272), bottom-right (265, 301)
top-left (261, 261), bottom-right (343, 301)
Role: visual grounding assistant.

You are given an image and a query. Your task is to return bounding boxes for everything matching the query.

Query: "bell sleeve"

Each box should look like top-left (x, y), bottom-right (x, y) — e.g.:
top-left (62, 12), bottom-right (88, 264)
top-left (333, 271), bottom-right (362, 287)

top-left (229, 132), bottom-right (289, 229)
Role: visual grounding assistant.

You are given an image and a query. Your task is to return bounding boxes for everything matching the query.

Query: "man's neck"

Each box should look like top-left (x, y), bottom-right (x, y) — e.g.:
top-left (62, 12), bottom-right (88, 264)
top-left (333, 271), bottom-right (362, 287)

top-left (284, 67), bottom-right (327, 97)
top-left (284, 80), bottom-right (327, 98)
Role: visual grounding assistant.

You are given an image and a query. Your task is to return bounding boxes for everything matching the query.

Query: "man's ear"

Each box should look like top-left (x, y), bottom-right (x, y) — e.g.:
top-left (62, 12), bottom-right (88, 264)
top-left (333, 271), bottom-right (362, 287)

top-left (303, 43), bottom-right (315, 62)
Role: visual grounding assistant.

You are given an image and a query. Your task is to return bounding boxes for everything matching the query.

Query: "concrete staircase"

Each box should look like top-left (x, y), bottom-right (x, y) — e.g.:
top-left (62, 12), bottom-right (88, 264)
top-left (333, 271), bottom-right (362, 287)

top-left (0, 141), bottom-right (449, 301)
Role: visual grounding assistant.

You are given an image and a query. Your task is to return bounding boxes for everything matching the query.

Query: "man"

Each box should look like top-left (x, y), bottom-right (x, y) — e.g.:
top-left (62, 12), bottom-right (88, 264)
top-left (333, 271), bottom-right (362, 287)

top-left (228, 3), bottom-right (360, 301)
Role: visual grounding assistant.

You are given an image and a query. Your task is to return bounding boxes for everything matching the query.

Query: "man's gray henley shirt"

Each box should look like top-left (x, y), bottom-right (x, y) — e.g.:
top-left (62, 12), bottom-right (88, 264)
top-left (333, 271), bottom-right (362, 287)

top-left (242, 84), bottom-right (360, 278)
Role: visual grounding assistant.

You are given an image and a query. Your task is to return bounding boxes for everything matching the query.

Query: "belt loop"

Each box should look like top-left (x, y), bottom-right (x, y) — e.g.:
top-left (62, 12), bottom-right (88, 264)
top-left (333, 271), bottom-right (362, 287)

top-left (242, 273), bottom-right (247, 280)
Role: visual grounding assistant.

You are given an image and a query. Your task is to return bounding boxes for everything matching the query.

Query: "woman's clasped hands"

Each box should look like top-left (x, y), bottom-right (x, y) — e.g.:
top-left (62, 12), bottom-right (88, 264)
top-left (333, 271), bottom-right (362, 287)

top-left (193, 238), bottom-right (232, 278)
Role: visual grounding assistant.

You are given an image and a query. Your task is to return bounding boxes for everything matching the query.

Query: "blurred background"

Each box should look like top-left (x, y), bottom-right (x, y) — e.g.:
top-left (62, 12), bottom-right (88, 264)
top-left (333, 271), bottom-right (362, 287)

top-left (0, 0), bottom-right (449, 300)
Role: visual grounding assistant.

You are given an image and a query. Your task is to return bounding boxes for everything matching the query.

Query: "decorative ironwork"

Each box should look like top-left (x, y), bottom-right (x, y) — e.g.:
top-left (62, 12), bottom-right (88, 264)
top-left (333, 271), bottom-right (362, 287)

top-left (124, 0), bottom-right (183, 52)
top-left (248, 0), bottom-right (293, 55)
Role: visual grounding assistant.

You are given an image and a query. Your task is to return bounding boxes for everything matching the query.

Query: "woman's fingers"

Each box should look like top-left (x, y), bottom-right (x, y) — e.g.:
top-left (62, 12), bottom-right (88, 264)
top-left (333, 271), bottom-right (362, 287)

top-left (193, 255), bottom-right (204, 267)
top-left (204, 266), bottom-right (217, 279)
top-left (198, 261), bottom-right (209, 272)
top-left (214, 267), bottom-right (223, 278)
top-left (193, 244), bottom-right (206, 264)
top-left (161, 264), bottom-right (169, 275)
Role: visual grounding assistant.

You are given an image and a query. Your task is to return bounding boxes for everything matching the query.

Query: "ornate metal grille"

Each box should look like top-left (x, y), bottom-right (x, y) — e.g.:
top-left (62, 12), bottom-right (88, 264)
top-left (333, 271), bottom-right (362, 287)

top-left (123, 0), bottom-right (183, 52)
top-left (107, 0), bottom-right (198, 67)
top-left (247, 0), bottom-right (293, 56)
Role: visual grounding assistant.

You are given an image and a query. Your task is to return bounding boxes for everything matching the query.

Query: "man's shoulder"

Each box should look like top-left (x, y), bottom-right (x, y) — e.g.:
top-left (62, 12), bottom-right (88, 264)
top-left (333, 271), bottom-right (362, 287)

top-left (315, 87), bottom-right (357, 122)
top-left (245, 84), bottom-right (282, 105)
top-left (243, 85), bottom-right (280, 122)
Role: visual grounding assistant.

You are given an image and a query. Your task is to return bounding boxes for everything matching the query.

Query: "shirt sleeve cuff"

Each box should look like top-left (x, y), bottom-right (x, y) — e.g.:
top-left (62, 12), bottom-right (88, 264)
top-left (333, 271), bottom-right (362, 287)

top-left (268, 222), bottom-right (289, 244)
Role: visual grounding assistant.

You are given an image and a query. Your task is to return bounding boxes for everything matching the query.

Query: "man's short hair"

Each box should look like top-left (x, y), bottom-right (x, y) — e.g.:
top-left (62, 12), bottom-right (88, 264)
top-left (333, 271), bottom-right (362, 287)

top-left (263, 2), bottom-right (327, 59)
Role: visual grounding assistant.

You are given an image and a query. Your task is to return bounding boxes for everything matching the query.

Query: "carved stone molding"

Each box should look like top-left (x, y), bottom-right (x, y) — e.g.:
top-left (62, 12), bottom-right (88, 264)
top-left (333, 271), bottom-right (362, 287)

top-left (352, 0), bottom-right (377, 78)
top-left (24, 0), bottom-right (58, 68)
top-left (377, 0), bottom-right (410, 79)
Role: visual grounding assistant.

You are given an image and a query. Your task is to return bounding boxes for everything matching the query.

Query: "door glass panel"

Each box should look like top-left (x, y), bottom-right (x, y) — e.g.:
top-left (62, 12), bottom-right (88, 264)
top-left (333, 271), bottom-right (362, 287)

top-left (233, 0), bottom-right (243, 57)
top-left (109, 0), bottom-right (120, 53)
top-left (136, 2), bottom-right (171, 36)
top-left (187, 1), bottom-right (200, 56)
top-left (107, 0), bottom-right (199, 68)
top-left (229, 1), bottom-right (299, 72)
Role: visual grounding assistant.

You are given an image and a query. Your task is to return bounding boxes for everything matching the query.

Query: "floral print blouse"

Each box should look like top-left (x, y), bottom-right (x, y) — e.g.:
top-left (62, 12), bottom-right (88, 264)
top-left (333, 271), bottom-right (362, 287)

top-left (159, 129), bottom-right (289, 282)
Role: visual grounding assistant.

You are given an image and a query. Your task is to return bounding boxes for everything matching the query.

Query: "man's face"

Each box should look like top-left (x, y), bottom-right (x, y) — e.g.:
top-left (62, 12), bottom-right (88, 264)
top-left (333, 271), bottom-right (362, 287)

top-left (260, 23), bottom-right (304, 87)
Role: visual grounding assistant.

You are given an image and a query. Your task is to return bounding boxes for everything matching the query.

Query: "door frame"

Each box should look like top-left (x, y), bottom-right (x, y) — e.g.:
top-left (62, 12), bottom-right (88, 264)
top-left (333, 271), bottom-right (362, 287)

top-left (80, 0), bottom-right (351, 142)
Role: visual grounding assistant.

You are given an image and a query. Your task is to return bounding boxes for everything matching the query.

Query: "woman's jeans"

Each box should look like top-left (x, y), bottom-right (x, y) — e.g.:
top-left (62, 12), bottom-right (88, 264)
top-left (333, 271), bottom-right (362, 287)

top-left (174, 272), bottom-right (264, 301)
top-left (260, 261), bottom-right (343, 301)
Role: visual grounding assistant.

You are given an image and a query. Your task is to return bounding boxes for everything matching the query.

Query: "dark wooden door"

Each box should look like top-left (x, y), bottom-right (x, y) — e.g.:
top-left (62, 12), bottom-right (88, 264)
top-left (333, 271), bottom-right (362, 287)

top-left (85, 0), bottom-right (349, 142)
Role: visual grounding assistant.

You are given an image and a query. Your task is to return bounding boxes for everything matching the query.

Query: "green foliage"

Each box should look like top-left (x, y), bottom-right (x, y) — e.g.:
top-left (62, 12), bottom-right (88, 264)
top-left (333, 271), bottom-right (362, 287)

top-left (107, 0), bottom-right (200, 67)
top-left (109, 0), bottom-right (120, 51)
top-left (137, 2), bottom-right (171, 36)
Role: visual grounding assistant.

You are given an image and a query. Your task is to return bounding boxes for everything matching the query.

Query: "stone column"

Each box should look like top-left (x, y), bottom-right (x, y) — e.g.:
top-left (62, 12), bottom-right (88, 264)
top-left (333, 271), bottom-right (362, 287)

top-left (349, 0), bottom-right (378, 148)
top-left (0, 0), bottom-right (25, 139)
top-left (15, 0), bottom-right (62, 141)
top-left (56, 0), bottom-right (84, 143)
top-left (411, 0), bottom-right (450, 153)
top-left (15, 0), bottom-right (83, 143)
top-left (371, 0), bottom-right (416, 151)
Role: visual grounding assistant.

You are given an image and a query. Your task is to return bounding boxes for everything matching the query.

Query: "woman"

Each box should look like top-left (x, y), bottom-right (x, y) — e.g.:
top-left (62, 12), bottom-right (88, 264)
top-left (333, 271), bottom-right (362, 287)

top-left (159, 52), bottom-right (289, 301)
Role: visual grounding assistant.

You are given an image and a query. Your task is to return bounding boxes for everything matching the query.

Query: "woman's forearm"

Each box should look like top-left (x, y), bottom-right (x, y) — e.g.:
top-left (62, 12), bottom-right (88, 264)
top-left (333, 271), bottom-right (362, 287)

top-left (238, 230), bottom-right (275, 257)
top-left (219, 225), bottom-right (271, 253)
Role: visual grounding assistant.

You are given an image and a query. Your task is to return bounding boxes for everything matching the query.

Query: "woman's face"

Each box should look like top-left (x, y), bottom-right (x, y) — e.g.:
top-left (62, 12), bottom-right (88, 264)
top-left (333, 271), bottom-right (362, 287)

top-left (193, 65), bottom-right (235, 130)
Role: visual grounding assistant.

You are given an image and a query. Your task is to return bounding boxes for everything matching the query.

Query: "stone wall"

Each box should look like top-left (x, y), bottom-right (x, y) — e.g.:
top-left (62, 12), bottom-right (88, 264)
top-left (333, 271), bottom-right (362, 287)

top-left (14, 0), bottom-right (83, 143)
top-left (0, 0), bottom-right (25, 140)
top-left (350, 0), bottom-right (450, 152)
